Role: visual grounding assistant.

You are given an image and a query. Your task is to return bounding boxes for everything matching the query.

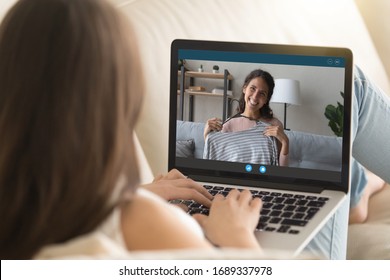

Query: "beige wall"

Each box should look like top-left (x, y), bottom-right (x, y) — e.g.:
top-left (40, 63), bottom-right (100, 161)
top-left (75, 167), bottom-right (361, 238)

top-left (0, 0), bottom-right (16, 21)
top-left (2, 0), bottom-right (388, 86)
top-left (355, 0), bottom-right (390, 88)
top-left (1, 0), bottom-right (389, 175)
top-left (1, 0), bottom-right (389, 88)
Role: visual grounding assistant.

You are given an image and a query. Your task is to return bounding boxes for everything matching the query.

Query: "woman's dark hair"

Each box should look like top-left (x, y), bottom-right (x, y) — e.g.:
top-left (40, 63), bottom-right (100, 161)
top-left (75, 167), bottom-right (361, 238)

top-left (237, 69), bottom-right (275, 119)
top-left (0, 0), bottom-right (144, 259)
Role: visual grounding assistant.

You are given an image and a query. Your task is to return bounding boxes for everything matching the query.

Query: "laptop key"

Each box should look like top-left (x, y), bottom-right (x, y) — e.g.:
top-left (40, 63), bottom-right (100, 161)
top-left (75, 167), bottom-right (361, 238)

top-left (262, 196), bottom-right (274, 202)
top-left (263, 202), bottom-right (273, 209)
top-left (220, 190), bottom-right (229, 196)
top-left (189, 208), bottom-right (202, 215)
top-left (281, 211), bottom-right (294, 218)
top-left (260, 209), bottom-right (270, 216)
top-left (284, 205), bottom-right (296, 211)
top-left (273, 197), bottom-right (285, 204)
top-left (270, 192), bottom-right (282, 196)
top-left (296, 199), bottom-right (308, 206)
top-left (292, 213), bottom-right (305, 220)
top-left (191, 202), bottom-right (202, 208)
top-left (260, 216), bottom-right (271, 223)
top-left (272, 203), bottom-right (285, 210)
top-left (308, 207), bottom-right (320, 214)
top-left (270, 210), bottom-right (282, 217)
top-left (182, 200), bottom-right (193, 206)
top-left (307, 201), bottom-right (326, 207)
top-left (269, 217), bottom-right (282, 224)
top-left (318, 197), bottom-right (329, 201)
top-left (281, 219), bottom-right (308, 227)
top-left (209, 190), bottom-right (219, 196)
top-left (296, 206), bottom-right (308, 212)
top-left (304, 212), bottom-right (316, 221)
top-left (285, 198), bottom-right (297, 205)
top-left (256, 222), bottom-right (267, 230)
top-left (277, 225), bottom-right (290, 233)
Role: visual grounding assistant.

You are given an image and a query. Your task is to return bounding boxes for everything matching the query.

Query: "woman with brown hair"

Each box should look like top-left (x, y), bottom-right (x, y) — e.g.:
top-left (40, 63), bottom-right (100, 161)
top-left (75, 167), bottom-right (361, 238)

top-left (0, 0), bottom-right (261, 259)
top-left (204, 69), bottom-right (289, 166)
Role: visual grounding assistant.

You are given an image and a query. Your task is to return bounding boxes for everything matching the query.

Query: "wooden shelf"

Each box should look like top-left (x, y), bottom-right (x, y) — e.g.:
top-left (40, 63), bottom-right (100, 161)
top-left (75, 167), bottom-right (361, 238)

top-left (179, 71), bottom-right (233, 80)
top-left (177, 90), bottom-right (233, 97)
top-left (185, 90), bottom-right (233, 97)
top-left (178, 68), bottom-right (233, 121)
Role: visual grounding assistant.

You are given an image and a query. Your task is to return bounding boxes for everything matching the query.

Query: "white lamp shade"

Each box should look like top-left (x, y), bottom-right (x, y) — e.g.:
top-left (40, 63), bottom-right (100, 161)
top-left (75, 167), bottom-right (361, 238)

top-left (271, 79), bottom-right (301, 105)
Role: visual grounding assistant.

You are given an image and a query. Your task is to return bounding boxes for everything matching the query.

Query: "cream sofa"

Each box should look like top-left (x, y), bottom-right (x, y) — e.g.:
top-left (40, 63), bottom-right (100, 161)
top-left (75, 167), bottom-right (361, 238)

top-left (1, 0), bottom-right (389, 259)
top-left (116, 0), bottom-right (390, 259)
top-left (117, 0), bottom-right (390, 176)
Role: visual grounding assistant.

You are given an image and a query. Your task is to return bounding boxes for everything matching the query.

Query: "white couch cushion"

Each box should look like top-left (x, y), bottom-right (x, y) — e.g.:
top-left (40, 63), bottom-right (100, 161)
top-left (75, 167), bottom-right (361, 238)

top-left (347, 185), bottom-right (390, 259)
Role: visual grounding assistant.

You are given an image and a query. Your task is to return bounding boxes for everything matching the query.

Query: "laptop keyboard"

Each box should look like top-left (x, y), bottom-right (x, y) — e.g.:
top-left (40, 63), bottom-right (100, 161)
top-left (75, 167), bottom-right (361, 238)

top-left (171, 184), bottom-right (329, 235)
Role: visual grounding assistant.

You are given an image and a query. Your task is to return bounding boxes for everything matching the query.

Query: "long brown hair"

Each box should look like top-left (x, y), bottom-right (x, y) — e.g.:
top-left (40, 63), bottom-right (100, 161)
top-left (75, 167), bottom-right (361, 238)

top-left (0, 0), bottom-right (144, 259)
top-left (237, 69), bottom-right (275, 119)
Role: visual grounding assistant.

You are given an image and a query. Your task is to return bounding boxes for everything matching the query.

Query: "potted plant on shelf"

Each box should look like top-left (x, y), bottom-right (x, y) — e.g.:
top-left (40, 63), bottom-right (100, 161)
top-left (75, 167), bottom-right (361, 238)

top-left (213, 65), bottom-right (219, 73)
top-left (198, 64), bottom-right (203, 72)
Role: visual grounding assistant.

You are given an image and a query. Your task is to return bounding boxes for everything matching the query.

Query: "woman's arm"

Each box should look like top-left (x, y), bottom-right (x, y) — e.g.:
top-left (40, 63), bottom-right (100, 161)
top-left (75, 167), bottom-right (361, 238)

top-left (121, 186), bottom-right (262, 251)
top-left (121, 189), bottom-right (212, 251)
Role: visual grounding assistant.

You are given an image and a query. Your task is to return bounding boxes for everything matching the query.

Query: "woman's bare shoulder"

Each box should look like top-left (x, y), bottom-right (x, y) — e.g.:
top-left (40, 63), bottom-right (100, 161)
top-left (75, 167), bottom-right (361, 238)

top-left (120, 189), bottom-right (210, 251)
top-left (269, 117), bottom-right (283, 128)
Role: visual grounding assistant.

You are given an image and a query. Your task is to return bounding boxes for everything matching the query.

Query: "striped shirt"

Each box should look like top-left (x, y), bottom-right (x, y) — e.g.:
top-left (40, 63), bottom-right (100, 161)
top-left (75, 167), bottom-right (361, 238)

top-left (203, 122), bottom-right (279, 165)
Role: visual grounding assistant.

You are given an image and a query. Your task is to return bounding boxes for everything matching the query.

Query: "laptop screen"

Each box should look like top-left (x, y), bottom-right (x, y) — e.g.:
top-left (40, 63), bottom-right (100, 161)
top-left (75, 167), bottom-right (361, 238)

top-left (169, 40), bottom-right (352, 193)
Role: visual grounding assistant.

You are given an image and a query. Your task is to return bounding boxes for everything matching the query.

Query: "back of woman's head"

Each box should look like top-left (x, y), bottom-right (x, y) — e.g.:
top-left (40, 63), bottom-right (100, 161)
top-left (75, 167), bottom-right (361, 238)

top-left (0, 0), bottom-right (143, 259)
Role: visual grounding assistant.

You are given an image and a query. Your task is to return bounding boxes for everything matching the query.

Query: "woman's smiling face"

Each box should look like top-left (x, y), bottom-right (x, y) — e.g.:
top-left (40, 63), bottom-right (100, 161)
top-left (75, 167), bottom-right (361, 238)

top-left (243, 77), bottom-right (269, 118)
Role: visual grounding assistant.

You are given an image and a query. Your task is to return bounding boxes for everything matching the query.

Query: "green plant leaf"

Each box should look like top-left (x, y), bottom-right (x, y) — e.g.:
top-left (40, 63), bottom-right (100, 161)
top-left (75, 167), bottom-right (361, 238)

top-left (324, 94), bottom-right (344, 136)
top-left (324, 105), bottom-right (337, 120)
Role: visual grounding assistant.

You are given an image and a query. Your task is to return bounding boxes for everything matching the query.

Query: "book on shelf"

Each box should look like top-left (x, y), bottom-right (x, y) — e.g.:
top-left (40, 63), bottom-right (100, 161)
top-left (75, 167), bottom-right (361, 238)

top-left (188, 86), bottom-right (206, 92)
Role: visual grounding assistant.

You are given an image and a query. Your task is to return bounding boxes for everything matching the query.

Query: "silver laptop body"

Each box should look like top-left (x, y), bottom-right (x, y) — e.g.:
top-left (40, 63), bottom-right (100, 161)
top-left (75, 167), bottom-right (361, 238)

top-left (169, 39), bottom-right (353, 255)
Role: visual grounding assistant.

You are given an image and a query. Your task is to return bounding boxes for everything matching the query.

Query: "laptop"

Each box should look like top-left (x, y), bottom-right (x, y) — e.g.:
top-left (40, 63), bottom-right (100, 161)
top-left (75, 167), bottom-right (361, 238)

top-left (169, 39), bottom-right (353, 255)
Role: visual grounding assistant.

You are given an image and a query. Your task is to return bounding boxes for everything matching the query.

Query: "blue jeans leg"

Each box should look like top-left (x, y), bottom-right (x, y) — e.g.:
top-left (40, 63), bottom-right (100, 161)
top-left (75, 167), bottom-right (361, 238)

top-left (304, 65), bottom-right (390, 259)
top-left (352, 66), bottom-right (390, 183)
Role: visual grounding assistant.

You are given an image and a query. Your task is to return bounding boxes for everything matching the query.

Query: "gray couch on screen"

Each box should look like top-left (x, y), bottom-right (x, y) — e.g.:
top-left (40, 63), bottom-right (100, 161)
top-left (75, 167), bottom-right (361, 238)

top-left (176, 120), bottom-right (342, 171)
